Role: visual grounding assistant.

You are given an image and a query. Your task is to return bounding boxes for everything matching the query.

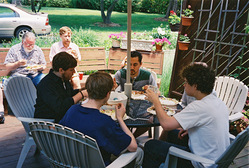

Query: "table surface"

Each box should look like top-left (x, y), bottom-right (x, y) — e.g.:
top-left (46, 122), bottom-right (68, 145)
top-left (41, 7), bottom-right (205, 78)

top-left (124, 115), bottom-right (160, 127)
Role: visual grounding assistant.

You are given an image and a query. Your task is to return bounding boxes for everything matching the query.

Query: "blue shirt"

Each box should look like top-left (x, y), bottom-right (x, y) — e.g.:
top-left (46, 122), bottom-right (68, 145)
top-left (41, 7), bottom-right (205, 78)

top-left (59, 104), bottom-right (131, 165)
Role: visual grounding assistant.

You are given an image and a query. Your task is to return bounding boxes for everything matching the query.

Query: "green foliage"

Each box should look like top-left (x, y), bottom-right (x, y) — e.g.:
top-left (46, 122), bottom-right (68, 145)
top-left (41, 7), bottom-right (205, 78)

top-left (245, 24), bottom-right (249, 34)
top-left (182, 8), bottom-right (194, 17)
top-left (168, 11), bottom-right (180, 25)
top-left (46, 0), bottom-right (72, 8)
top-left (151, 24), bottom-right (171, 39)
top-left (179, 34), bottom-right (190, 42)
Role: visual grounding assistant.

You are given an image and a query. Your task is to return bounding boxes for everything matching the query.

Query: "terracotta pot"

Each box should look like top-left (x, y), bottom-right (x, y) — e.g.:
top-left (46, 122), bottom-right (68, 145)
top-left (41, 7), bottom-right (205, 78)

top-left (169, 23), bottom-right (180, 31)
top-left (155, 44), bottom-right (163, 52)
top-left (112, 40), bottom-right (120, 48)
top-left (181, 16), bottom-right (194, 26)
top-left (178, 41), bottom-right (190, 50)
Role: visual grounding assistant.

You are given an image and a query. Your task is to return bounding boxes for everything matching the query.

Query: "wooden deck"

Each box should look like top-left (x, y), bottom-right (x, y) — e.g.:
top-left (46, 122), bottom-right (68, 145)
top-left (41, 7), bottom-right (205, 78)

top-left (0, 115), bottom-right (248, 168)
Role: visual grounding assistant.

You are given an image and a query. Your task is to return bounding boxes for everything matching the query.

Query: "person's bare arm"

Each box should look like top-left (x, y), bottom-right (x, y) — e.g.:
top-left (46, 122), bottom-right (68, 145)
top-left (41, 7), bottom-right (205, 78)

top-left (145, 89), bottom-right (181, 131)
top-left (72, 90), bottom-right (88, 104)
top-left (5, 59), bottom-right (27, 71)
top-left (115, 103), bottom-right (137, 152)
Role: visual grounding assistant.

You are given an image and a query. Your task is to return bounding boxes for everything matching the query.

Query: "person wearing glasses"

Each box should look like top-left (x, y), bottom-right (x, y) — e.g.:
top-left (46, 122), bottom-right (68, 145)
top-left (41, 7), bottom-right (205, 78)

top-left (4, 32), bottom-right (46, 86)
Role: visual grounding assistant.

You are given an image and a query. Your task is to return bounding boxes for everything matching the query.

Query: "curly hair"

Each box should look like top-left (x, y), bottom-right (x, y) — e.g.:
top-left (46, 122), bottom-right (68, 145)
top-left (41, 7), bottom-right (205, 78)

top-left (86, 72), bottom-right (113, 100)
top-left (181, 64), bottom-right (215, 94)
top-left (52, 52), bottom-right (77, 72)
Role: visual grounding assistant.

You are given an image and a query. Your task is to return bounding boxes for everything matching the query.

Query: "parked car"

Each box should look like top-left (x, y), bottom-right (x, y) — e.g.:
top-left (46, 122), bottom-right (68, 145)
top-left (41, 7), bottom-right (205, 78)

top-left (0, 3), bottom-right (51, 39)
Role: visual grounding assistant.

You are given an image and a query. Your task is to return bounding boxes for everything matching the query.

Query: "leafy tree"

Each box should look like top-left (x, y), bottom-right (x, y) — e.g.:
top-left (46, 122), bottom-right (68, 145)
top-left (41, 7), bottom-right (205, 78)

top-left (100, 0), bottom-right (119, 24)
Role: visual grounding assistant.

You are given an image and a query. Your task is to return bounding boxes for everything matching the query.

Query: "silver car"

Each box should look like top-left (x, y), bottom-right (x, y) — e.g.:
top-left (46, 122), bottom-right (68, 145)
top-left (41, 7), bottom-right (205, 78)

top-left (0, 3), bottom-right (51, 38)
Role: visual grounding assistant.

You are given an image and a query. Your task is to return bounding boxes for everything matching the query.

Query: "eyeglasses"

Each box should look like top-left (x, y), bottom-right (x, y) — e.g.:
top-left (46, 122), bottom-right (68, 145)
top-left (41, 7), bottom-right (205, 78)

top-left (24, 41), bottom-right (35, 47)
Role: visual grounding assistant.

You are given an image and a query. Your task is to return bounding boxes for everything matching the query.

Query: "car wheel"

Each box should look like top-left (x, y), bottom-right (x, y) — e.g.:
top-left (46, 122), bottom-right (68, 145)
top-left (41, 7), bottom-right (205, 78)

top-left (15, 27), bottom-right (31, 39)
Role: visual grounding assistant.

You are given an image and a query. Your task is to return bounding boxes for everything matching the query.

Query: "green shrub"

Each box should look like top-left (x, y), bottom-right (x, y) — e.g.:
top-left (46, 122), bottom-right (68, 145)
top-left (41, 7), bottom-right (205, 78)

top-left (46, 0), bottom-right (72, 8)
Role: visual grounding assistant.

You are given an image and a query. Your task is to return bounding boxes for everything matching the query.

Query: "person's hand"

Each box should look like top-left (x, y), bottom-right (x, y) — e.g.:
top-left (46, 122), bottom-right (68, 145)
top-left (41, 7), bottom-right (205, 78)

top-left (178, 128), bottom-right (188, 140)
top-left (115, 103), bottom-right (126, 120)
top-left (18, 59), bottom-right (27, 67)
top-left (112, 77), bottom-right (118, 90)
top-left (145, 88), bottom-right (159, 104)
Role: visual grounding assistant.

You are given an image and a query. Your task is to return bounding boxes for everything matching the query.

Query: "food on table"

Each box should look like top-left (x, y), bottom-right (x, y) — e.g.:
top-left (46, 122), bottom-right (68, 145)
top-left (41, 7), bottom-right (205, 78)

top-left (100, 108), bottom-right (128, 120)
top-left (147, 105), bottom-right (175, 116)
top-left (131, 90), bottom-right (146, 100)
top-left (25, 65), bottom-right (43, 70)
top-left (159, 97), bottom-right (179, 106)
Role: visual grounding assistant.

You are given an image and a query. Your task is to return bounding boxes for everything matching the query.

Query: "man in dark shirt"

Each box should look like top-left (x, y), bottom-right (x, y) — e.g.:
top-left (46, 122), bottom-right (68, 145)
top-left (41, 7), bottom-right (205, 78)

top-left (34, 52), bottom-right (87, 122)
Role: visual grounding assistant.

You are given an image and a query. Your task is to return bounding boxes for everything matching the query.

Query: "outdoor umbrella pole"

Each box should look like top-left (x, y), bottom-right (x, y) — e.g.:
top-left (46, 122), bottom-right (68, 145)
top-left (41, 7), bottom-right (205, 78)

top-left (124, 0), bottom-right (132, 99)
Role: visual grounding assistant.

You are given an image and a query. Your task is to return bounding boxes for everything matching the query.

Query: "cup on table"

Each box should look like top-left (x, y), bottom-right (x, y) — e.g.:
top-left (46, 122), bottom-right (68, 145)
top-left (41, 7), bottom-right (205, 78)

top-left (78, 72), bottom-right (84, 80)
top-left (148, 85), bottom-right (158, 93)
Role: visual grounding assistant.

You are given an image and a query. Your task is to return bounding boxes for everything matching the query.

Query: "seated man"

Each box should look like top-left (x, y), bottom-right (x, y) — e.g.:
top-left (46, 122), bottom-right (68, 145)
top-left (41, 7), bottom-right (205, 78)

top-left (59, 72), bottom-right (143, 167)
top-left (4, 32), bottom-right (46, 86)
top-left (114, 51), bottom-right (158, 138)
top-left (49, 26), bottom-right (81, 89)
top-left (114, 51), bottom-right (157, 92)
top-left (34, 52), bottom-right (87, 123)
top-left (142, 64), bottom-right (230, 168)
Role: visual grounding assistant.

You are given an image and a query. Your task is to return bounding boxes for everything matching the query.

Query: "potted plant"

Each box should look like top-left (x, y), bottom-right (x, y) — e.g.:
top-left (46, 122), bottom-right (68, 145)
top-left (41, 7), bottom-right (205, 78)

top-left (168, 10), bottom-right (181, 31)
top-left (181, 5), bottom-right (194, 26)
top-left (152, 38), bottom-right (171, 52)
top-left (178, 34), bottom-right (190, 50)
top-left (108, 32), bottom-right (125, 48)
top-left (151, 24), bottom-right (171, 39)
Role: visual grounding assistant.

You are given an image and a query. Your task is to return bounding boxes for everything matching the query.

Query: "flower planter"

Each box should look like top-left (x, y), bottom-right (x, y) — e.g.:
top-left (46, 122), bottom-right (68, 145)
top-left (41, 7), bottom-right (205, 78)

top-left (181, 16), bottom-right (194, 26)
top-left (169, 23), bottom-right (180, 32)
top-left (178, 41), bottom-right (190, 50)
top-left (112, 40), bottom-right (121, 48)
top-left (155, 44), bottom-right (163, 52)
top-left (121, 39), bottom-right (154, 51)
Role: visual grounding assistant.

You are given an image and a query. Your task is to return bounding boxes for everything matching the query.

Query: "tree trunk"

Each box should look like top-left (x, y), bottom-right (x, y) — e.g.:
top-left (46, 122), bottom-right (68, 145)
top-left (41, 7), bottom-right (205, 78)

top-left (12, 0), bottom-right (21, 5)
top-left (31, 0), bottom-right (36, 13)
top-left (164, 0), bottom-right (178, 18)
top-left (100, 0), bottom-right (118, 24)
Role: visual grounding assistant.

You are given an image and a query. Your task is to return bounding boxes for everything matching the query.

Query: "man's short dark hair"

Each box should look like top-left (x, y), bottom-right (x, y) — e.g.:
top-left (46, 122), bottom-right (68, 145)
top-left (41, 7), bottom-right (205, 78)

top-left (131, 51), bottom-right (142, 63)
top-left (86, 72), bottom-right (113, 100)
top-left (52, 52), bottom-right (77, 72)
top-left (181, 64), bottom-right (215, 94)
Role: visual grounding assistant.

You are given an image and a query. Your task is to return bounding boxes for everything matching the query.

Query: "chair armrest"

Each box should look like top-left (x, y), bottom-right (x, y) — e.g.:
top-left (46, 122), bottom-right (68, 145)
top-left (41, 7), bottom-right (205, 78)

top-left (18, 117), bottom-right (54, 123)
top-left (168, 147), bottom-right (215, 165)
top-left (229, 112), bottom-right (244, 122)
top-left (107, 150), bottom-right (138, 168)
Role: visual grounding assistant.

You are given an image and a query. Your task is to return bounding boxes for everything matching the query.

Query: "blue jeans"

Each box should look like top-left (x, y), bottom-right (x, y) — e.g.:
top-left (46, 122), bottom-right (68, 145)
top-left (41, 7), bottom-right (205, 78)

top-left (142, 129), bottom-right (194, 168)
top-left (27, 73), bottom-right (46, 86)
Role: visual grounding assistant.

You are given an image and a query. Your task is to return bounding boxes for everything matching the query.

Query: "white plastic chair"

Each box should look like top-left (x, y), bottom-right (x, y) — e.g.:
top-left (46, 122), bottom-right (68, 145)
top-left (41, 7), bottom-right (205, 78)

top-left (214, 76), bottom-right (248, 122)
top-left (30, 121), bottom-right (140, 168)
top-left (160, 126), bottom-right (249, 168)
top-left (3, 76), bottom-right (53, 168)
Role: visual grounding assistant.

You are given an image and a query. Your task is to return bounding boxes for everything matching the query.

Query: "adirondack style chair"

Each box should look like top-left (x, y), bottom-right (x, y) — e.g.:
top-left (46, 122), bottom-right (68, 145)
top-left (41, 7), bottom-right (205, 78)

top-left (29, 121), bottom-right (140, 168)
top-left (3, 76), bottom-right (54, 168)
top-left (160, 126), bottom-right (249, 168)
top-left (214, 76), bottom-right (248, 122)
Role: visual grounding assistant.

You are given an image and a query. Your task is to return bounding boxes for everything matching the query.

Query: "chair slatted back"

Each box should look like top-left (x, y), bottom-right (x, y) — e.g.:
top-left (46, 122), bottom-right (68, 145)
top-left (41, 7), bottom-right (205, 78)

top-left (4, 76), bottom-right (37, 132)
top-left (215, 127), bottom-right (249, 168)
top-left (30, 121), bottom-right (106, 168)
top-left (214, 76), bottom-right (248, 116)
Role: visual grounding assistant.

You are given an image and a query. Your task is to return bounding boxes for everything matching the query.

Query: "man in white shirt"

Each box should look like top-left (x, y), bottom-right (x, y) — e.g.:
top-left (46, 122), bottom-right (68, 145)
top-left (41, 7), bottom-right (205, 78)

top-left (49, 26), bottom-right (81, 89)
top-left (142, 64), bottom-right (230, 168)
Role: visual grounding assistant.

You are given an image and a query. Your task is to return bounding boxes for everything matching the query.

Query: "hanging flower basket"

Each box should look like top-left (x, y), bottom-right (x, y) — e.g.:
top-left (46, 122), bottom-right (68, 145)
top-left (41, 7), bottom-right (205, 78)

top-left (178, 41), bottom-right (190, 50)
top-left (181, 16), bottom-right (194, 26)
top-left (112, 40), bottom-right (121, 48)
top-left (155, 44), bottom-right (163, 52)
top-left (169, 23), bottom-right (180, 31)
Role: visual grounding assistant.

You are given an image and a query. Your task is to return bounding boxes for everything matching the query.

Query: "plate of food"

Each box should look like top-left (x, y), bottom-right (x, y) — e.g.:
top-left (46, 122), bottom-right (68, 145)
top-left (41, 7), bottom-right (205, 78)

top-left (25, 65), bottom-right (43, 70)
top-left (159, 97), bottom-right (179, 106)
top-left (147, 105), bottom-right (175, 116)
top-left (131, 90), bottom-right (146, 100)
top-left (100, 107), bottom-right (129, 120)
